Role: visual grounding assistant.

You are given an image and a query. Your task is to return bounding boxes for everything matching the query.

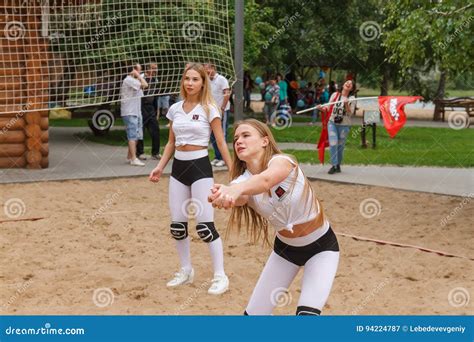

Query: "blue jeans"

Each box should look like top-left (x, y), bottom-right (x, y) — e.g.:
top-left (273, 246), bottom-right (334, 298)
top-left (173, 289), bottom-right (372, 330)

top-left (122, 114), bottom-right (143, 141)
top-left (328, 121), bottom-right (350, 166)
top-left (210, 110), bottom-right (229, 160)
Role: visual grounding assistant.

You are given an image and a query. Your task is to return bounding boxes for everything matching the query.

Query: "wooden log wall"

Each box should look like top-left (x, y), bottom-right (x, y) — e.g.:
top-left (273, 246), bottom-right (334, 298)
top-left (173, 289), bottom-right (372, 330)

top-left (0, 0), bottom-right (49, 169)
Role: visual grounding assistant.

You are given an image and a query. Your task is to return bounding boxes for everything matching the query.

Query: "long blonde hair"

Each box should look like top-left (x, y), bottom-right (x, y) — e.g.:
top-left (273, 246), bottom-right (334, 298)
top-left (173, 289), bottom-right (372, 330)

top-left (180, 63), bottom-right (218, 117)
top-left (228, 119), bottom-right (319, 245)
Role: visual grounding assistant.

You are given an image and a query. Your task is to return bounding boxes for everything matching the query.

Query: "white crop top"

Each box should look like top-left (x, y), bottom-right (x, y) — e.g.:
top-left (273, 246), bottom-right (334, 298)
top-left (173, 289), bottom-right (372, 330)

top-left (231, 155), bottom-right (320, 232)
top-left (166, 100), bottom-right (221, 147)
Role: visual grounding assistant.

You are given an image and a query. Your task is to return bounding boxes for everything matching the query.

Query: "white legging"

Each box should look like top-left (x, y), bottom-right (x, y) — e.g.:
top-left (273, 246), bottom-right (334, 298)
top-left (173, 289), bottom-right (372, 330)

top-left (169, 176), bottom-right (225, 277)
top-left (245, 250), bottom-right (339, 315)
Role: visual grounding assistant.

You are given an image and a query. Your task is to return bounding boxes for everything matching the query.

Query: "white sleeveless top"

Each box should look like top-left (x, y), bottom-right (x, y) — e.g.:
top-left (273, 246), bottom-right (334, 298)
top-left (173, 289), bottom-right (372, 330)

top-left (231, 155), bottom-right (321, 232)
top-left (166, 100), bottom-right (221, 147)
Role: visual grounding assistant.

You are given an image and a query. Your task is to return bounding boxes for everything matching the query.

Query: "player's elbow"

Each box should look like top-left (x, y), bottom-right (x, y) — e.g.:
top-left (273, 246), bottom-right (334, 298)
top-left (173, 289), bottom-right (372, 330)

top-left (259, 174), bottom-right (273, 192)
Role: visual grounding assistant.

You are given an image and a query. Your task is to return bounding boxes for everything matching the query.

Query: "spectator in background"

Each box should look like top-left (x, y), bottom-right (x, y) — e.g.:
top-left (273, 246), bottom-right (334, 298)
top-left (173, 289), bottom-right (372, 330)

top-left (320, 84), bottom-right (329, 104)
top-left (244, 70), bottom-right (254, 112)
top-left (285, 72), bottom-right (297, 109)
top-left (276, 73), bottom-right (288, 108)
top-left (137, 63), bottom-right (161, 160)
top-left (206, 63), bottom-right (231, 168)
top-left (328, 81), bottom-right (337, 97)
top-left (263, 76), bottom-right (280, 125)
top-left (120, 63), bottom-right (148, 166)
top-left (158, 94), bottom-right (171, 128)
top-left (309, 84), bottom-right (329, 125)
top-left (260, 79), bottom-right (266, 102)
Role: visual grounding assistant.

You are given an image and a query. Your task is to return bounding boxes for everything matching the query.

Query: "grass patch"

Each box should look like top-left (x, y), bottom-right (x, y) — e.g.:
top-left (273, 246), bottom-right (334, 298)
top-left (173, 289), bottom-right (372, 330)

top-left (49, 118), bottom-right (124, 127)
top-left (273, 126), bottom-right (473, 167)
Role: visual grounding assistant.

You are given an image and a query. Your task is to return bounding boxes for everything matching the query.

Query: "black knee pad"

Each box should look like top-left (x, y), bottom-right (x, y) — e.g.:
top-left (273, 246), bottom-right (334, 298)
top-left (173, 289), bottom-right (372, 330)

top-left (196, 222), bottom-right (219, 243)
top-left (170, 222), bottom-right (188, 240)
top-left (296, 306), bottom-right (321, 316)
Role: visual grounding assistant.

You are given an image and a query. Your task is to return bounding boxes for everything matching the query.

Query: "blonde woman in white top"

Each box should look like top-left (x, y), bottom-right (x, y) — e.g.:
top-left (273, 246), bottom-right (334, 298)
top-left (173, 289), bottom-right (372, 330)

top-left (209, 119), bottom-right (339, 315)
top-left (149, 63), bottom-right (232, 295)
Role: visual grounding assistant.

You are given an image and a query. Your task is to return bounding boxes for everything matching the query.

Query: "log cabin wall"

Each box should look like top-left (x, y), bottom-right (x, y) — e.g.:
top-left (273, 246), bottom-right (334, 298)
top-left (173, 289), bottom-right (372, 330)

top-left (0, 0), bottom-right (49, 169)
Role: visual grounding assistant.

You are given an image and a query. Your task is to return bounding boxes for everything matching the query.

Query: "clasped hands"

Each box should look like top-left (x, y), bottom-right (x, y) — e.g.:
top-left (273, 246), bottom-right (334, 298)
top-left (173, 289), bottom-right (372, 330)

top-left (208, 184), bottom-right (241, 209)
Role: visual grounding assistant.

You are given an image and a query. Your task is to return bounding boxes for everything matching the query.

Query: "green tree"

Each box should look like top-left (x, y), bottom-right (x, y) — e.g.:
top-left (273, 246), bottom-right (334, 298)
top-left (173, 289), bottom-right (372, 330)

top-left (383, 1), bottom-right (474, 119)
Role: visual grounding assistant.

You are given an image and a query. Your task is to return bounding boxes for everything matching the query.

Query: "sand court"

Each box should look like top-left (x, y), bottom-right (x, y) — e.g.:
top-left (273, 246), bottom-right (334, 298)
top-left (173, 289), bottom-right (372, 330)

top-left (0, 173), bottom-right (472, 315)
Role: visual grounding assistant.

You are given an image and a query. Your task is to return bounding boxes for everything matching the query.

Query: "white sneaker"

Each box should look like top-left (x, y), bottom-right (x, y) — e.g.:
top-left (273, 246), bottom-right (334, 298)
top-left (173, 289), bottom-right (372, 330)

top-left (130, 158), bottom-right (145, 166)
top-left (210, 159), bottom-right (219, 166)
top-left (214, 160), bottom-right (226, 167)
top-left (208, 274), bottom-right (229, 295)
top-left (166, 268), bottom-right (194, 287)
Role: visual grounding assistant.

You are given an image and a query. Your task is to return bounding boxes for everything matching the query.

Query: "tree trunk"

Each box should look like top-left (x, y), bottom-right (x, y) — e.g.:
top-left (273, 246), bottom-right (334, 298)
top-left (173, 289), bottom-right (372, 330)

top-left (380, 64), bottom-right (390, 96)
top-left (433, 70), bottom-right (447, 121)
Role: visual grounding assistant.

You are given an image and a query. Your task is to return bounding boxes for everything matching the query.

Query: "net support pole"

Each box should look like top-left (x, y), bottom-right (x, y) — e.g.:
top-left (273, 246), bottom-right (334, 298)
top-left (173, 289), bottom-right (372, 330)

top-left (233, 0), bottom-right (244, 122)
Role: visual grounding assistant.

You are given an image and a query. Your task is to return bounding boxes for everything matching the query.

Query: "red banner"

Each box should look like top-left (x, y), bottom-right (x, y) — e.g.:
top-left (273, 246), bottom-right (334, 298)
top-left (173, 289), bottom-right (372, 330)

top-left (317, 93), bottom-right (341, 163)
top-left (378, 96), bottom-right (422, 138)
top-left (316, 96), bottom-right (422, 163)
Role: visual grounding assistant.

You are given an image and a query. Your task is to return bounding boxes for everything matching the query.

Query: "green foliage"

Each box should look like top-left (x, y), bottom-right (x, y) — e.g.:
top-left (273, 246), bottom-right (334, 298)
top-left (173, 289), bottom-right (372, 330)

top-left (383, 1), bottom-right (474, 99)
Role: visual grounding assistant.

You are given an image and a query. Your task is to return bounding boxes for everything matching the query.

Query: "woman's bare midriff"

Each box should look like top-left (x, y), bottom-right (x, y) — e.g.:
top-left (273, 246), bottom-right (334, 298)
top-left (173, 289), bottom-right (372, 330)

top-left (278, 212), bottom-right (325, 239)
top-left (176, 145), bottom-right (207, 151)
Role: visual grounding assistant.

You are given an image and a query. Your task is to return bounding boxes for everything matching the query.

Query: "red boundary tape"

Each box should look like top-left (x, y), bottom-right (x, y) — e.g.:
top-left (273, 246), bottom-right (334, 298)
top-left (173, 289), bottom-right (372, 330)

top-left (336, 232), bottom-right (474, 261)
top-left (0, 217), bottom-right (45, 224)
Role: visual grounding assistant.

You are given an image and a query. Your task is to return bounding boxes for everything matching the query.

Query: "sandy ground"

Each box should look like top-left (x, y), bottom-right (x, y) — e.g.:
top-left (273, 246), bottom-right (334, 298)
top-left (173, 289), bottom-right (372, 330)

top-left (0, 173), bottom-right (472, 315)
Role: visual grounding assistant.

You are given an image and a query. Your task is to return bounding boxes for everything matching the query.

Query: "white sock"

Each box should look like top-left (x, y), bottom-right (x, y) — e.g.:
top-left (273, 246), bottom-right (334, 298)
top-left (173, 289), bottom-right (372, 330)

top-left (208, 238), bottom-right (225, 277)
top-left (175, 237), bottom-right (192, 273)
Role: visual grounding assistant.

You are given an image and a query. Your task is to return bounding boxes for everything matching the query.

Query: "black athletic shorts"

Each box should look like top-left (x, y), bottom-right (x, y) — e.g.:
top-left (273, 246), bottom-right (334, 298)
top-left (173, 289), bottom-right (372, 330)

top-left (171, 155), bottom-right (213, 186)
top-left (273, 226), bottom-right (339, 266)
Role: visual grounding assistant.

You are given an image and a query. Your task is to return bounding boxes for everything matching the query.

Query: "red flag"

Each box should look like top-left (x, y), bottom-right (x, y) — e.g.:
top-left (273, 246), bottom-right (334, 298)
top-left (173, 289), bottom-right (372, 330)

top-left (317, 93), bottom-right (341, 164)
top-left (378, 96), bottom-right (422, 138)
top-left (317, 110), bottom-right (329, 163)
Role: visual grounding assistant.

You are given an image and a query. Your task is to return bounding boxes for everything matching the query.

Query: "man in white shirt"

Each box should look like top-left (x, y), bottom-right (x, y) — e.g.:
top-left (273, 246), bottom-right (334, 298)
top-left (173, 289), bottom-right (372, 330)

top-left (120, 64), bottom-right (148, 166)
top-left (205, 63), bottom-right (230, 168)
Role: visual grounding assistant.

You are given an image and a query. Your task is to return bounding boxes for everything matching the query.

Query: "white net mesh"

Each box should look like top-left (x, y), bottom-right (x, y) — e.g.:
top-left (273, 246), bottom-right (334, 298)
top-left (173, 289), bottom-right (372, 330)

top-left (1, 0), bottom-right (235, 114)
